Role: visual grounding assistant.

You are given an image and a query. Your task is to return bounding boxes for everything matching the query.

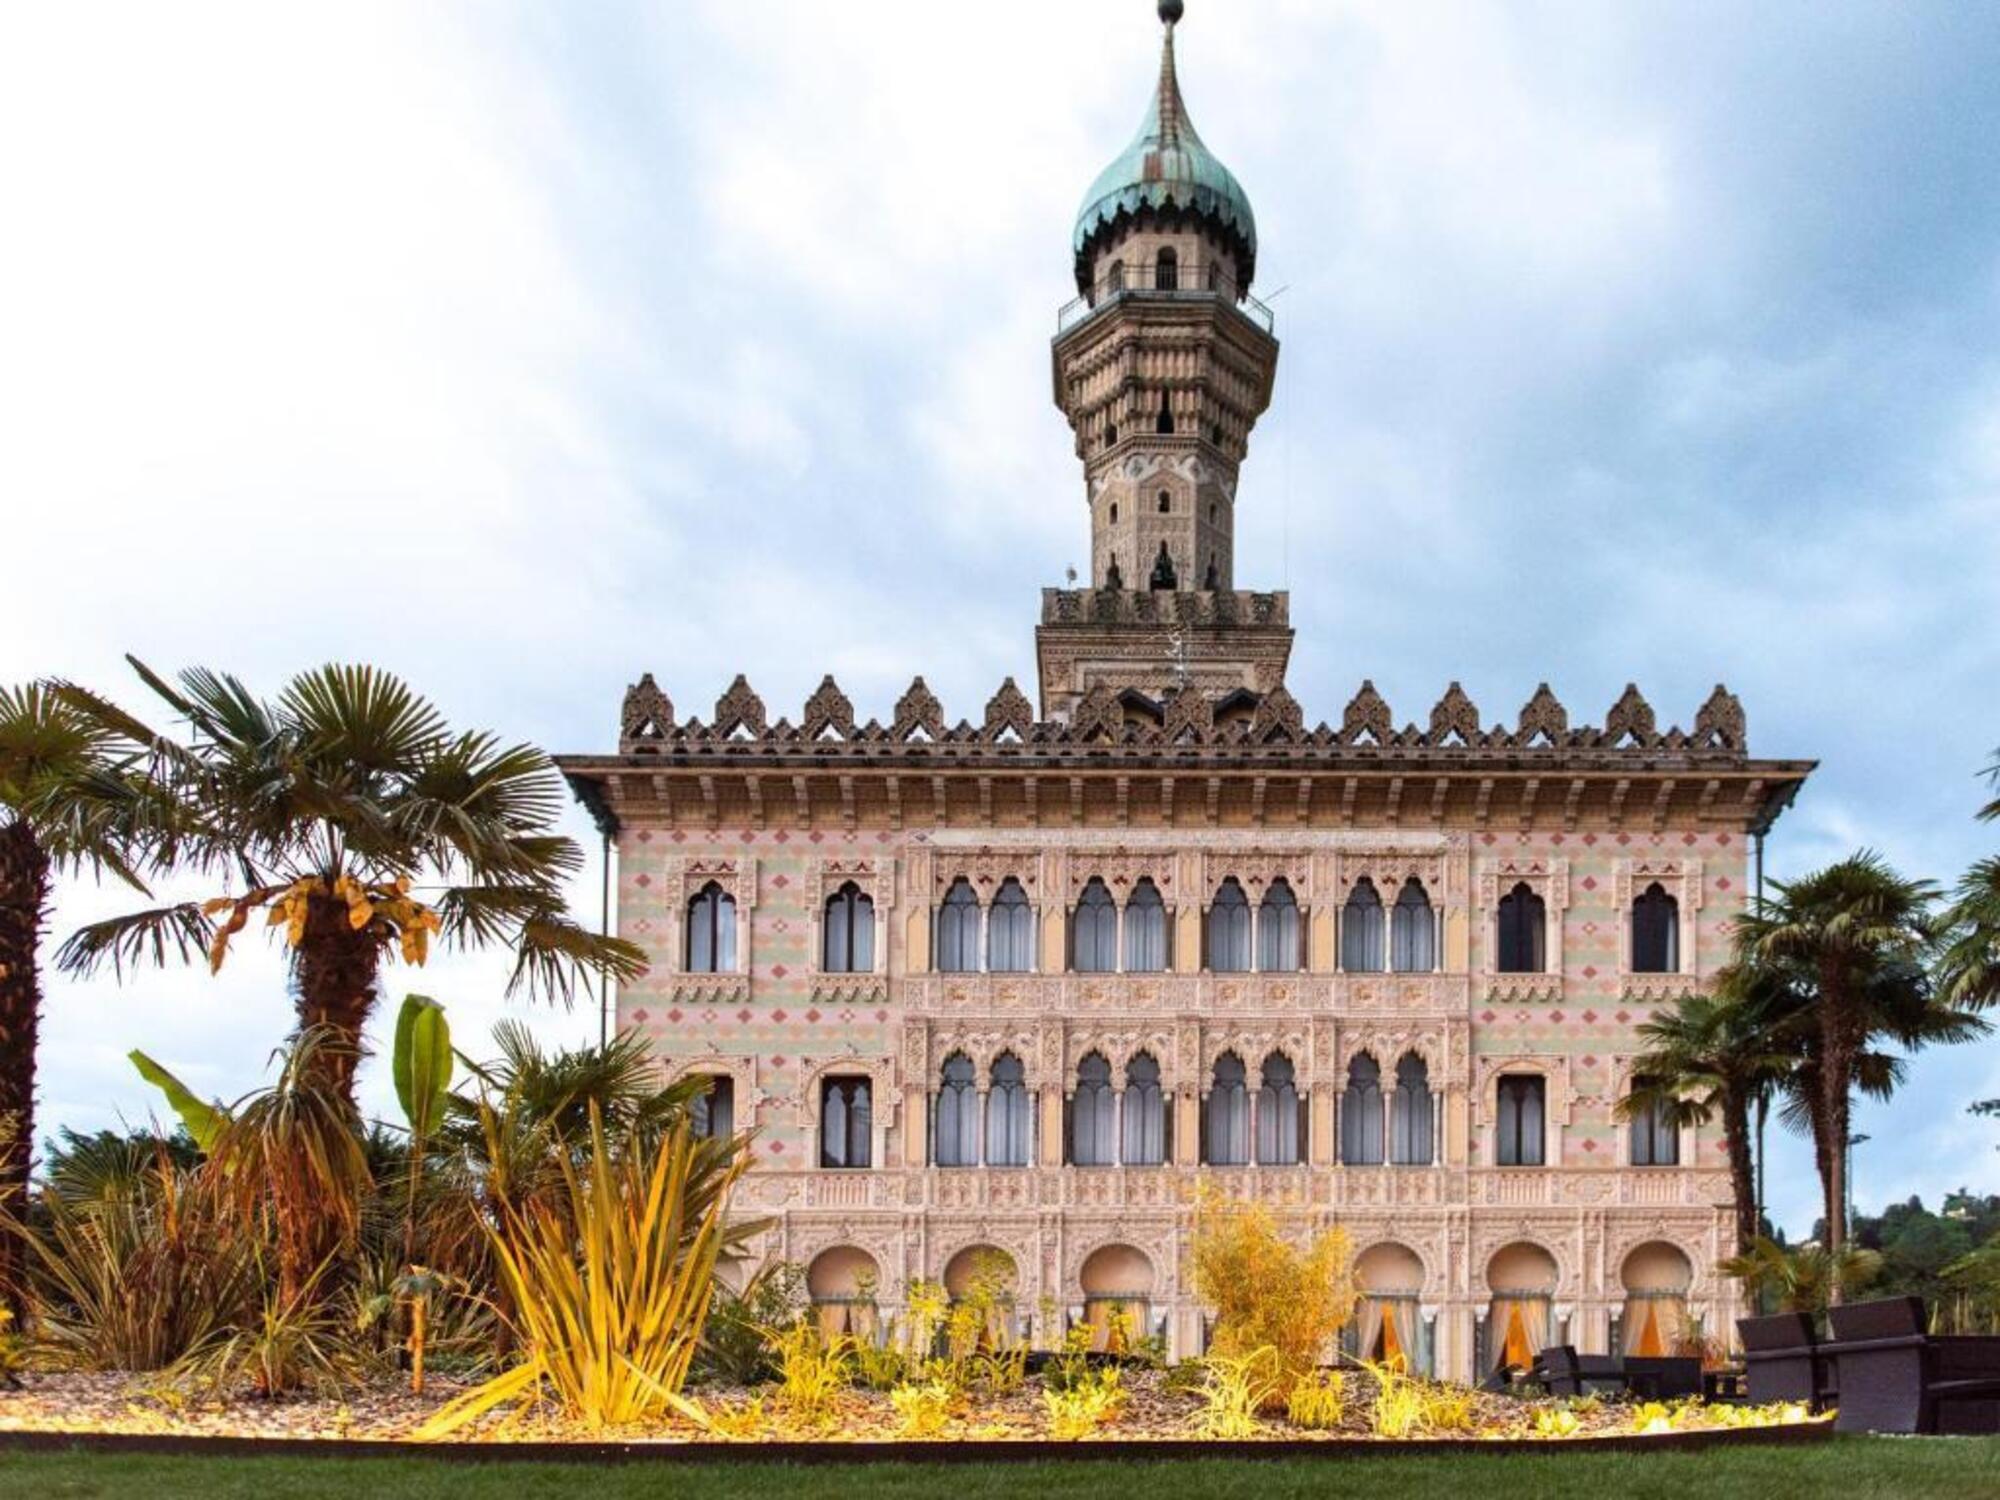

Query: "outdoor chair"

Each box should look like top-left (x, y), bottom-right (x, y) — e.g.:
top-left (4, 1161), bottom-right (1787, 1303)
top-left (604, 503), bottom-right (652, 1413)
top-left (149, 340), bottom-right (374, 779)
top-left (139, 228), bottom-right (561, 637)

top-left (1532, 1345), bottom-right (1627, 1398)
top-left (1736, 1310), bottom-right (1837, 1411)
top-left (1622, 1355), bottom-right (1703, 1401)
top-left (1824, 1296), bottom-right (2000, 1435)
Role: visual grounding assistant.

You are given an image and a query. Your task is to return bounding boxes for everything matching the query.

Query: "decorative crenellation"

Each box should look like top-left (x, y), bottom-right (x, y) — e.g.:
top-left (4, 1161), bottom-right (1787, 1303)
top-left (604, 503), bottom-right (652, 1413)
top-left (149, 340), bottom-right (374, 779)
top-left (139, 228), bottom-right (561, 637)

top-left (615, 675), bottom-right (1750, 758)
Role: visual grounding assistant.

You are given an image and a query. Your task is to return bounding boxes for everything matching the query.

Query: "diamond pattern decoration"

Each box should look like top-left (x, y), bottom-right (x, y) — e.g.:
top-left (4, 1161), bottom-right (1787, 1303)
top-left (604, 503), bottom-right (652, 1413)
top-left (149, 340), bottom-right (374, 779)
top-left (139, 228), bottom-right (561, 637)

top-left (665, 1009), bottom-right (682, 1024)
top-left (1581, 1012), bottom-right (1598, 1025)
top-left (634, 873), bottom-right (652, 888)
top-left (735, 1009), bottom-right (751, 1023)
top-left (770, 964), bottom-right (789, 979)
top-left (805, 1009), bottom-right (821, 1024)
top-left (770, 1009), bottom-right (788, 1023)
top-left (1615, 1010), bottom-right (1632, 1024)
top-left (1480, 1010), bottom-right (1497, 1024)
top-left (630, 1009), bottom-right (650, 1024)
top-left (1583, 965), bottom-right (1598, 979)
top-left (1549, 1010), bottom-right (1564, 1023)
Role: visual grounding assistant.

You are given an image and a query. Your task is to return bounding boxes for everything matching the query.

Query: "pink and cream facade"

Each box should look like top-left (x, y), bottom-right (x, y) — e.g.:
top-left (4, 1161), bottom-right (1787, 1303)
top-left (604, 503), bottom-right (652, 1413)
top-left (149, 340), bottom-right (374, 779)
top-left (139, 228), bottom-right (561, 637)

top-left (558, 6), bottom-right (1812, 1381)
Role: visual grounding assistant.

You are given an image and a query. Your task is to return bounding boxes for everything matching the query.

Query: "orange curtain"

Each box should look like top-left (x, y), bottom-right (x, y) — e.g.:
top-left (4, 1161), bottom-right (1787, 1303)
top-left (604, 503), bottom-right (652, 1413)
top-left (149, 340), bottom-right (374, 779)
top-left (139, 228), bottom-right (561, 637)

top-left (1501, 1301), bottom-right (1534, 1372)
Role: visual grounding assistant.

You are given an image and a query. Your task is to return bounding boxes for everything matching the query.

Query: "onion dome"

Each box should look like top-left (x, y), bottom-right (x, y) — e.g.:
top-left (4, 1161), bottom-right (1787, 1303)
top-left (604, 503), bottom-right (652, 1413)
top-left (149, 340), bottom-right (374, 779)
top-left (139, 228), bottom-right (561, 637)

top-left (1071, 2), bottom-right (1257, 294)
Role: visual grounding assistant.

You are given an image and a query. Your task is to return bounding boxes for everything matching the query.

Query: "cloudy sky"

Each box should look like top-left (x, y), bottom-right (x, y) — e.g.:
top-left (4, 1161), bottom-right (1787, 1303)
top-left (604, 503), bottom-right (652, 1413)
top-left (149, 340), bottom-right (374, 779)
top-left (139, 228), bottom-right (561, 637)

top-left (3, 1), bottom-right (1995, 1233)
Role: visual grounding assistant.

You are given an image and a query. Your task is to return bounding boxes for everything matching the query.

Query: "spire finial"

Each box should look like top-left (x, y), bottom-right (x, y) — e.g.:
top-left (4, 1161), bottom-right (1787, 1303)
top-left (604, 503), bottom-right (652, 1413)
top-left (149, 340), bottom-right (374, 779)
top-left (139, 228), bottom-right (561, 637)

top-left (1159, 0), bottom-right (1185, 26)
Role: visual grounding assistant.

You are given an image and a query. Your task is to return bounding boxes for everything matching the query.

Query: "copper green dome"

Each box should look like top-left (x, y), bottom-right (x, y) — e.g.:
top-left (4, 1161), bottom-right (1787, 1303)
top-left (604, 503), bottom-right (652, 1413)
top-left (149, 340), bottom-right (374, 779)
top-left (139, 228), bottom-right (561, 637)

top-left (1072, 10), bottom-right (1257, 295)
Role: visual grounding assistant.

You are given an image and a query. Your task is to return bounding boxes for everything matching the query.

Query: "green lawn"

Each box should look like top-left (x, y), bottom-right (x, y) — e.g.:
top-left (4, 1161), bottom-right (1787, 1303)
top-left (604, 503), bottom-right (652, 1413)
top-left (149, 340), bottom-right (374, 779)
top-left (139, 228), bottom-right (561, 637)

top-left (3, 1439), bottom-right (1998, 1500)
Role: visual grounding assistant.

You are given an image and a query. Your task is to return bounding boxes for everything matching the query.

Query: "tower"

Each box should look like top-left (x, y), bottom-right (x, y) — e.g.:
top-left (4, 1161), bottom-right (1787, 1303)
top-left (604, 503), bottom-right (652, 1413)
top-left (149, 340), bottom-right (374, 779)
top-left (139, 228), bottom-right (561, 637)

top-left (1036, 0), bottom-right (1291, 716)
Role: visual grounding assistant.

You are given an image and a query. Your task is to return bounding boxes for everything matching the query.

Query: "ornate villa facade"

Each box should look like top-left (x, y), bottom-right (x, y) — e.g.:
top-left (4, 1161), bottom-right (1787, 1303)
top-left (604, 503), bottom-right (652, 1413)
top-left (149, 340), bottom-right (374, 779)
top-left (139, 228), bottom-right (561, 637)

top-left (558, 3), bottom-right (1813, 1382)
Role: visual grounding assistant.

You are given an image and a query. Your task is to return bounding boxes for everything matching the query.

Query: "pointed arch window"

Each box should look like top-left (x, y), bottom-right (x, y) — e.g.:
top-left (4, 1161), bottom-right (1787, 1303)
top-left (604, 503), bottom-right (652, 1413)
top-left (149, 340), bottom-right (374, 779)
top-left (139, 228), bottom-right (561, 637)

top-left (986, 877), bottom-right (1034, 973)
top-left (1341, 878), bottom-right (1385, 973)
top-left (1390, 1054), bottom-right (1434, 1165)
top-left (1206, 878), bottom-right (1251, 973)
top-left (1256, 1052), bottom-right (1301, 1166)
top-left (1204, 1052), bottom-right (1250, 1166)
top-left (687, 881), bottom-right (737, 973)
top-left (1258, 878), bottom-right (1301, 972)
top-left (1496, 1074), bottom-right (1546, 1166)
top-left (987, 1052), bottom-right (1031, 1167)
top-left (937, 877), bottom-right (980, 973)
top-left (1628, 1075), bottom-right (1679, 1166)
top-left (1155, 392), bottom-right (1175, 435)
top-left (1341, 1054), bottom-right (1385, 1165)
top-left (822, 881), bottom-right (874, 973)
top-left (690, 1074), bottom-right (734, 1140)
top-left (1106, 259), bottom-right (1126, 294)
top-left (1496, 883), bottom-right (1547, 974)
top-left (1631, 883), bottom-right (1679, 974)
top-left (1072, 878), bottom-right (1118, 973)
top-left (1071, 1052), bottom-right (1116, 1166)
top-left (1122, 1052), bottom-right (1165, 1166)
top-left (819, 1076), bottom-right (872, 1169)
top-left (935, 1053), bottom-right (978, 1168)
top-left (1156, 245), bottom-right (1178, 291)
top-left (1391, 878), bottom-right (1436, 973)
top-left (1123, 877), bottom-right (1167, 973)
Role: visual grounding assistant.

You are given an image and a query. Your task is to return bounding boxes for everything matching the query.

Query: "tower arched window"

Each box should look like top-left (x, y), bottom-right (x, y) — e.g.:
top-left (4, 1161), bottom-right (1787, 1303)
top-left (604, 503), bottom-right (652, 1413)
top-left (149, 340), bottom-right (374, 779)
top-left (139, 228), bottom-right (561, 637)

top-left (1390, 1053), bottom-right (1434, 1165)
top-left (1155, 392), bottom-right (1175, 435)
top-left (1158, 490), bottom-right (1171, 514)
top-left (1206, 260), bottom-right (1221, 292)
top-left (1072, 878), bottom-right (1118, 973)
top-left (822, 881), bottom-right (874, 973)
top-left (819, 1075), bottom-right (872, 1169)
top-left (987, 877), bottom-right (1035, 973)
top-left (937, 877), bottom-right (981, 973)
top-left (1205, 1052), bottom-right (1249, 1165)
top-left (987, 1052), bottom-right (1031, 1167)
top-left (1631, 882), bottom-right (1679, 974)
top-left (1256, 1052), bottom-right (1300, 1166)
top-left (686, 881), bottom-right (736, 973)
top-left (1258, 879), bottom-right (1301, 972)
top-left (1341, 1054), bottom-right (1384, 1166)
top-left (1071, 1052), bottom-right (1116, 1166)
top-left (1496, 883), bottom-right (1547, 974)
top-left (1123, 877), bottom-right (1167, 972)
top-left (1122, 1052), bottom-right (1165, 1166)
top-left (1156, 245), bottom-right (1178, 291)
top-left (1391, 878), bottom-right (1435, 973)
top-left (1106, 259), bottom-right (1126, 293)
top-left (1341, 878), bottom-right (1385, 973)
top-left (935, 1052), bottom-right (978, 1168)
top-left (1206, 878), bottom-right (1251, 973)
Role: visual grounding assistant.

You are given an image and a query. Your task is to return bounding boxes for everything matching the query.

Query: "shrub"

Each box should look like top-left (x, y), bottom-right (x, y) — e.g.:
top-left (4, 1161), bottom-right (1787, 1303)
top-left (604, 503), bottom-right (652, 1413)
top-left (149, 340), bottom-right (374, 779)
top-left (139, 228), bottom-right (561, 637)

top-left (1365, 1360), bottom-right (1476, 1439)
top-left (1285, 1367), bottom-right (1346, 1430)
top-left (1042, 1366), bottom-right (1125, 1440)
top-left (1195, 1347), bottom-right (1282, 1439)
top-left (415, 1107), bottom-right (750, 1437)
top-left (698, 1261), bottom-right (805, 1385)
top-left (890, 1378), bottom-right (960, 1438)
top-left (767, 1320), bottom-right (854, 1426)
top-left (171, 1258), bottom-right (371, 1399)
top-left (1190, 1192), bottom-right (1356, 1402)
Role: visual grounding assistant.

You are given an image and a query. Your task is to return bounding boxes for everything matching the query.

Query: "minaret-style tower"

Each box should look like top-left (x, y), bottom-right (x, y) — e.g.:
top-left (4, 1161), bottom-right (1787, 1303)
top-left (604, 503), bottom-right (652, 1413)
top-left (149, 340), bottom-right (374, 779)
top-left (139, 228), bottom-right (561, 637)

top-left (1036, 1), bottom-right (1291, 717)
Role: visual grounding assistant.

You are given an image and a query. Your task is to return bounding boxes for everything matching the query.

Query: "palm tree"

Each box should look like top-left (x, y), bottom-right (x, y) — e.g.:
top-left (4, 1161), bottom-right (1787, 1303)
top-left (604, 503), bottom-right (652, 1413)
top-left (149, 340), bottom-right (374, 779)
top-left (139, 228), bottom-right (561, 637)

top-left (1937, 752), bottom-right (2000, 1013)
top-left (56, 661), bottom-right (646, 1105)
top-left (1719, 1234), bottom-right (1883, 1315)
top-left (1735, 853), bottom-right (1961, 1267)
top-left (0, 682), bottom-right (159, 1304)
top-left (1616, 973), bottom-right (1794, 1254)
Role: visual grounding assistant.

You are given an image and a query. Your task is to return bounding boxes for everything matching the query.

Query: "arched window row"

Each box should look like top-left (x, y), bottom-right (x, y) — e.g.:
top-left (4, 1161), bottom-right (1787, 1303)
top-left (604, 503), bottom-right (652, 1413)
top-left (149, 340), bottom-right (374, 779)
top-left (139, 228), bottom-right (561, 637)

top-left (935, 875), bottom-right (1038, 974)
top-left (1337, 1051), bottom-right (1438, 1167)
top-left (1340, 877), bottom-right (1439, 974)
top-left (1069, 1050), bottom-right (1169, 1167)
top-left (1071, 876), bottom-right (1168, 974)
top-left (934, 1050), bottom-right (1032, 1168)
top-left (1203, 876), bottom-right (1303, 973)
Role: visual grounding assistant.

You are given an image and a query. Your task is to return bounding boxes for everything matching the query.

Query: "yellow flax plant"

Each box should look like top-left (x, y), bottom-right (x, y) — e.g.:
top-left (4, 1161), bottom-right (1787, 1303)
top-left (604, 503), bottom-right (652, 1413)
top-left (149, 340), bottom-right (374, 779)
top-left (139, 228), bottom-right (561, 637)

top-left (1195, 1346), bottom-right (1283, 1439)
top-left (1189, 1184), bottom-right (1358, 1404)
top-left (416, 1102), bottom-right (756, 1438)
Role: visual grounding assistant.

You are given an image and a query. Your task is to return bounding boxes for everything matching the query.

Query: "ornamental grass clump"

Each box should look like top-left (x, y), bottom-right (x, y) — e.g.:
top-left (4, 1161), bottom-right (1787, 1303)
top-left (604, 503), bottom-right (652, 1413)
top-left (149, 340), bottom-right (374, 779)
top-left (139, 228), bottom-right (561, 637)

top-left (890, 1377), bottom-right (961, 1438)
top-left (1041, 1365), bottom-right (1124, 1440)
top-left (1195, 1347), bottom-right (1282, 1439)
top-left (415, 1104), bottom-right (750, 1437)
top-left (1190, 1190), bottom-right (1357, 1405)
top-left (1285, 1367), bottom-right (1347, 1430)
top-left (768, 1320), bottom-right (855, 1427)
top-left (1364, 1360), bottom-right (1476, 1439)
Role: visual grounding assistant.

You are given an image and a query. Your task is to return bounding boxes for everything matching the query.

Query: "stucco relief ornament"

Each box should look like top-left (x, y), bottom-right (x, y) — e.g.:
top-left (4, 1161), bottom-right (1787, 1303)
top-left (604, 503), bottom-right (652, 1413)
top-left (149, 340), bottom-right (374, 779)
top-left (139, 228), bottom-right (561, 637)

top-left (1603, 684), bottom-right (1657, 747)
top-left (1069, 683), bottom-right (1121, 742)
top-left (712, 674), bottom-right (767, 738)
top-left (619, 673), bottom-right (675, 752)
top-left (1161, 683), bottom-right (1213, 742)
top-left (1516, 682), bottom-right (1568, 746)
top-left (1340, 680), bottom-right (1392, 745)
top-left (893, 677), bottom-right (945, 741)
top-left (984, 677), bottom-right (1034, 740)
top-left (802, 675), bottom-right (856, 740)
top-left (1693, 684), bottom-right (1747, 751)
top-left (1252, 684), bottom-right (1304, 742)
top-left (1428, 682), bottom-right (1480, 746)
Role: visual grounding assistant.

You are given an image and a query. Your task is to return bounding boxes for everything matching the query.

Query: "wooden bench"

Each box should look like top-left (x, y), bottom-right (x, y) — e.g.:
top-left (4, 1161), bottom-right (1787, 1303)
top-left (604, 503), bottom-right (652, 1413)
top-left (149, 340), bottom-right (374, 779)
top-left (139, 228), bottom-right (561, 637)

top-left (1825, 1296), bottom-right (2000, 1435)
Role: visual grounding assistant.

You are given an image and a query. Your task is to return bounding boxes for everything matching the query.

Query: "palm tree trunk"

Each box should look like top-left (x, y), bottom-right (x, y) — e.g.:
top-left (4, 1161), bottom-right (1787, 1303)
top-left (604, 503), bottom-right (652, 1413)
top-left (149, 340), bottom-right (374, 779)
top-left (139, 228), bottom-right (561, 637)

top-left (1722, 1088), bottom-right (1757, 1255)
top-left (292, 893), bottom-right (382, 1106)
top-left (0, 818), bottom-right (51, 1313)
top-left (1821, 972), bottom-right (1855, 1283)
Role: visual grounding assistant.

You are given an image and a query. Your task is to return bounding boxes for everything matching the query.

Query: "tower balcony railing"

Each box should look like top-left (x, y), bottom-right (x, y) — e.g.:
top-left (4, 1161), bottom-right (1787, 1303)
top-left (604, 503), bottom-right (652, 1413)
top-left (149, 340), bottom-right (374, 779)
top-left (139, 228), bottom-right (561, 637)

top-left (1057, 261), bottom-right (1276, 337)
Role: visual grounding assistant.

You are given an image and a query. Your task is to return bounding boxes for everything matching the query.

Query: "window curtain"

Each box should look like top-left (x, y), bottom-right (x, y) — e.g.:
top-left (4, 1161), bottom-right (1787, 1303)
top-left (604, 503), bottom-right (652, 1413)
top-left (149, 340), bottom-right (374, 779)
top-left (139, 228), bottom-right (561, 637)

top-left (1206, 880), bottom-right (1251, 972)
top-left (1496, 1075), bottom-right (1545, 1167)
top-left (1124, 879), bottom-right (1167, 972)
top-left (1620, 1295), bottom-right (1688, 1357)
top-left (1206, 1055), bottom-right (1249, 1165)
top-left (986, 1053), bottom-right (1030, 1166)
top-left (1258, 880), bottom-right (1300, 972)
top-left (1341, 881), bottom-right (1384, 972)
top-left (1390, 878), bottom-right (1434, 973)
top-left (938, 880), bottom-right (980, 973)
top-left (824, 884), bottom-right (873, 973)
top-left (1122, 1053), bottom-right (1165, 1166)
top-left (691, 1075), bottom-right (734, 1140)
top-left (1084, 1297), bottom-right (1148, 1354)
top-left (1488, 1296), bottom-right (1550, 1373)
top-left (1255, 1054), bottom-right (1299, 1165)
top-left (1497, 883), bottom-right (1546, 974)
top-left (688, 883), bottom-right (736, 973)
top-left (1389, 1055), bottom-right (1433, 1165)
top-left (987, 879), bottom-right (1034, 973)
top-left (1072, 1054), bottom-right (1116, 1166)
top-left (1358, 1297), bottom-right (1420, 1371)
top-left (935, 1055), bottom-right (978, 1167)
top-left (820, 1078), bottom-right (872, 1169)
top-left (1073, 880), bottom-right (1117, 973)
top-left (1341, 1055), bottom-right (1384, 1165)
top-left (1632, 883), bottom-right (1678, 974)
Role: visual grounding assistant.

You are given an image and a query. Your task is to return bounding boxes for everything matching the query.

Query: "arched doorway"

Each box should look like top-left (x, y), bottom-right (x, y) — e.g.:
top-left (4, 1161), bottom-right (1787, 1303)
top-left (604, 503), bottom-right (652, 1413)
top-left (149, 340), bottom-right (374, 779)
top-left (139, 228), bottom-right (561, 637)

top-left (1351, 1241), bottom-right (1428, 1373)
top-left (1079, 1243), bottom-right (1155, 1353)
top-left (807, 1245), bottom-right (880, 1339)
top-left (1483, 1241), bottom-right (1559, 1376)
top-left (944, 1244), bottom-right (1020, 1346)
top-left (1618, 1241), bottom-right (1694, 1357)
